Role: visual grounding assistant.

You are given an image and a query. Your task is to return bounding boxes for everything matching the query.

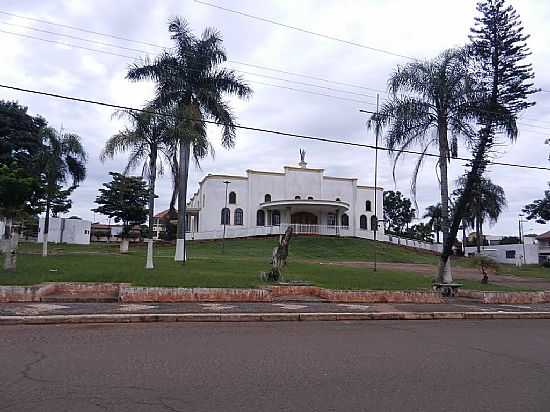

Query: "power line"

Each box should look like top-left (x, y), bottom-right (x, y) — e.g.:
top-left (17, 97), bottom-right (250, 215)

top-left (0, 29), bottom-right (379, 105)
top-left (193, 0), bottom-right (415, 60)
top-left (1, 82), bottom-right (549, 172)
top-left (0, 20), bottom-right (151, 54)
top-left (0, 10), bottom-right (164, 49)
top-left (0, 9), bottom-right (382, 94)
top-left (5, 27), bottom-right (549, 130)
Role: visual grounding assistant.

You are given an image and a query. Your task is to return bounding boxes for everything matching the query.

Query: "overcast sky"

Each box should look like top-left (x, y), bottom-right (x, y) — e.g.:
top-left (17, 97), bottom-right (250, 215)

top-left (1, 0), bottom-right (549, 236)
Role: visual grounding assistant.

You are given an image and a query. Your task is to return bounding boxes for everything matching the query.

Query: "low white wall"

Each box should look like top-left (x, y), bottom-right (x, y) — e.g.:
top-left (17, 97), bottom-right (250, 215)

top-left (386, 234), bottom-right (443, 253)
top-left (465, 244), bottom-right (539, 265)
top-left (38, 217), bottom-right (91, 245)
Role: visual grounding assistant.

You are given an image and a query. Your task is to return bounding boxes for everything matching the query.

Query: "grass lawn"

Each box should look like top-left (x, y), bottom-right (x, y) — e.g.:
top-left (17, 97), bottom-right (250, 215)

top-left (496, 264), bottom-right (550, 279)
top-left (0, 238), bottom-right (522, 291)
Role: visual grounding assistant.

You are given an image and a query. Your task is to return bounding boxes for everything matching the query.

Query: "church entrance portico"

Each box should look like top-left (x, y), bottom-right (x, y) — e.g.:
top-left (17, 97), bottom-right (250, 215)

top-left (291, 211), bottom-right (318, 225)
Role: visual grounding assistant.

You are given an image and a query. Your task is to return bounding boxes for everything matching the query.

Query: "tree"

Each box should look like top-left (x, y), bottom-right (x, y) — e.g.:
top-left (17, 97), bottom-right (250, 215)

top-left (370, 48), bottom-right (478, 270)
top-left (0, 164), bottom-right (38, 270)
top-left (406, 222), bottom-right (434, 243)
top-left (101, 105), bottom-right (172, 269)
top-left (500, 236), bottom-right (520, 245)
top-left (440, 0), bottom-right (537, 282)
top-left (453, 176), bottom-right (506, 254)
top-left (383, 191), bottom-right (416, 235)
top-left (423, 204), bottom-right (443, 243)
top-left (127, 17), bottom-right (252, 263)
top-left (0, 101), bottom-right (45, 270)
top-left (39, 127), bottom-right (87, 257)
top-left (523, 185), bottom-right (550, 224)
top-left (93, 172), bottom-right (149, 253)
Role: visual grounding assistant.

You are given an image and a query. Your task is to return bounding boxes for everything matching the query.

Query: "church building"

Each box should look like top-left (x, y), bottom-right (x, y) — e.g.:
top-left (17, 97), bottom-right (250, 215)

top-left (184, 153), bottom-right (385, 241)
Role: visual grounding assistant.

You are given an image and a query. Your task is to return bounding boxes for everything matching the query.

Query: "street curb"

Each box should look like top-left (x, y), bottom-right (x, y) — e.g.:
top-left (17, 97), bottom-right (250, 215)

top-left (2, 312), bottom-right (550, 325)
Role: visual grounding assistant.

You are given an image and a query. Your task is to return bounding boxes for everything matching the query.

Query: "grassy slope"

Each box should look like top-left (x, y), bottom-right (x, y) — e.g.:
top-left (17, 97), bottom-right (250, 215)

top-left (0, 238), bottom-right (521, 291)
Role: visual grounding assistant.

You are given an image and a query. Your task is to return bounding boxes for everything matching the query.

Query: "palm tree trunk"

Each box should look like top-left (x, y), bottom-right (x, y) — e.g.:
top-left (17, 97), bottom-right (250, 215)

top-left (42, 200), bottom-right (50, 257)
top-left (175, 140), bottom-right (190, 262)
top-left (146, 147), bottom-right (157, 269)
top-left (169, 151), bottom-right (179, 212)
top-left (436, 122), bottom-right (452, 283)
top-left (462, 220), bottom-right (467, 255)
top-left (476, 214), bottom-right (481, 253)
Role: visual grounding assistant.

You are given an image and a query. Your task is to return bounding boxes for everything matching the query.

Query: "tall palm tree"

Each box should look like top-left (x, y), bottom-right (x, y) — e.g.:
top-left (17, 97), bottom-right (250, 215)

top-left (370, 48), bottom-right (478, 283)
top-left (454, 176), bottom-right (506, 254)
top-left (100, 104), bottom-right (171, 267)
top-left (423, 204), bottom-right (442, 243)
top-left (127, 17), bottom-right (252, 262)
top-left (40, 127), bottom-right (87, 257)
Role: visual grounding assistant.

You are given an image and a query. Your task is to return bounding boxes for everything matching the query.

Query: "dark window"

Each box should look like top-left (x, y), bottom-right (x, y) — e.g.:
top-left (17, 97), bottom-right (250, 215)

top-left (371, 215), bottom-right (378, 231)
top-left (228, 191), bottom-right (237, 204)
top-left (336, 197), bottom-right (341, 201)
top-left (234, 208), bottom-right (243, 225)
top-left (272, 210), bottom-right (281, 226)
top-left (221, 208), bottom-right (230, 225)
top-left (295, 196), bottom-right (301, 200)
top-left (365, 200), bottom-right (372, 212)
top-left (341, 214), bottom-right (349, 227)
top-left (327, 213), bottom-right (336, 226)
top-left (264, 194), bottom-right (271, 203)
top-left (308, 196), bottom-right (314, 200)
top-left (360, 215), bottom-right (367, 230)
top-left (506, 250), bottom-right (516, 259)
top-left (256, 210), bottom-right (265, 226)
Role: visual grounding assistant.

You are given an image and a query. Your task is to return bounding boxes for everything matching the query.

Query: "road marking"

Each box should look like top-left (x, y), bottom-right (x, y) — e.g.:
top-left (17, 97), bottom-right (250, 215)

top-left (499, 305), bottom-right (533, 310)
top-left (337, 304), bottom-right (371, 311)
top-left (272, 303), bottom-right (308, 310)
top-left (200, 303), bottom-right (235, 311)
top-left (14, 304), bottom-right (70, 315)
top-left (455, 304), bottom-right (492, 312)
top-left (118, 304), bottom-right (158, 312)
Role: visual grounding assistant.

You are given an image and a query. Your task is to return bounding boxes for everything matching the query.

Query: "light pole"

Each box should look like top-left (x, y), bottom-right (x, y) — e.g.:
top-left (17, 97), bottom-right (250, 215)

top-left (519, 213), bottom-right (526, 264)
top-left (360, 93), bottom-right (380, 271)
top-left (222, 180), bottom-right (230, 253)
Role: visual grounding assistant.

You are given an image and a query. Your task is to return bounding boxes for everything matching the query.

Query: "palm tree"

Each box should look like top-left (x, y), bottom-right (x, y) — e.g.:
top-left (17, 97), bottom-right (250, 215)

top-left (370, 48), bottom-right (478, 283)
top-left (127, 17), bottom-right (252, 262)
top-left (40, 127), bottom-right (87, 257)
top-left (423, 204), bottom-right (443, 243)
top-left (454, 176), bottom-right (506, 254)
top-left (100, 104), bottom-right (171, 267)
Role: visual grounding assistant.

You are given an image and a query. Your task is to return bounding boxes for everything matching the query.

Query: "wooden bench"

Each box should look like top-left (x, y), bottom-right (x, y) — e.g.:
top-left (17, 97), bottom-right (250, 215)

top-left (432, 283), bottom-right (463, 297)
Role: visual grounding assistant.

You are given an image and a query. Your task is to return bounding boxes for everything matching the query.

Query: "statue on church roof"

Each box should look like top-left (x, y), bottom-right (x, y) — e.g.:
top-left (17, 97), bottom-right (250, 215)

top-left (299, 149), bottom-right (307, 168)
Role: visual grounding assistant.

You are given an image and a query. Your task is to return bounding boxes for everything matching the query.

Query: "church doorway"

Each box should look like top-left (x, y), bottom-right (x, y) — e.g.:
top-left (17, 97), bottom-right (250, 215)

top-left (291, 212), bottom-right (318, 225)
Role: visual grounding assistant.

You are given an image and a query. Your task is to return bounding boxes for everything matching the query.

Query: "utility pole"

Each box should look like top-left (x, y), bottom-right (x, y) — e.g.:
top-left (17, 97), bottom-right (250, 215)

top-left (360, 93), bottom-right (380, 272)
top-left (222, 180), bottom-right (230, 253)
top-left (519, 213), bottom-right (526, 265)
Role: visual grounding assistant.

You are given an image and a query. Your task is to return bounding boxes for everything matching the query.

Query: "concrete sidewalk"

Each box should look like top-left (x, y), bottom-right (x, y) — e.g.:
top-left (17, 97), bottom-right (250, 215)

top-left (2, 300), bottom-right (550, 324)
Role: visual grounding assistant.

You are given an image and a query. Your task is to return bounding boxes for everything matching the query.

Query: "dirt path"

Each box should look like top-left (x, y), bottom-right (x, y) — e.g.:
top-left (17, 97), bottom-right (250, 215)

top-left (315, 260), bottom-right (550, 290)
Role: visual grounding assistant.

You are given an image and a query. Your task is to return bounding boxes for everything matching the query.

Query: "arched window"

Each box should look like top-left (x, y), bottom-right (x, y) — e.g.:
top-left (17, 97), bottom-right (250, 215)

top-left (336, 197), bottom-right (341, 202)
top-left (295, 195), bottom-right (301, 200)
top-left (228, 191), bottom-right (237, 204)
top-left (264, 194), bottom-right (271, 203)
top-left (307, 196), bottom-right (314, 200)
top-left (234, 208), bottom-right (243, 225)
top-left (272, 210), bottom-right (281, 226)
top-left (342, 213), bottom-right (349, 227)
top-left (365, 200), bottom-right (372, 212)
top-left (371, 215), bottom-right (378, 232)
top-left (360, 215), bottom-right (367, 230)
top-left (221, 208), bottom-right (230, 225)
top-left (256, 210), bottom-right (265, 226)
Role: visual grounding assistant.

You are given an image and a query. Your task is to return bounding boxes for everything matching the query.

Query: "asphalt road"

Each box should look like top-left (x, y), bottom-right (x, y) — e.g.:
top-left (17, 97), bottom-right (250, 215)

top-left (1, 321), bottom-right (550, 411)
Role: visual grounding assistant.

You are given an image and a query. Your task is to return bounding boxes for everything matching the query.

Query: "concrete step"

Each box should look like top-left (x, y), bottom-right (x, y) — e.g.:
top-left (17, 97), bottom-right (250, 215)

top-left (41, 294), bottom-right (119, 303)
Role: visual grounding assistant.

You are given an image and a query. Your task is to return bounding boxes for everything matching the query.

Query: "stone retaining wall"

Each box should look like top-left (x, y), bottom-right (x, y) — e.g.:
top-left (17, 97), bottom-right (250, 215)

top-left (1, 283), bottom-right (549, 304)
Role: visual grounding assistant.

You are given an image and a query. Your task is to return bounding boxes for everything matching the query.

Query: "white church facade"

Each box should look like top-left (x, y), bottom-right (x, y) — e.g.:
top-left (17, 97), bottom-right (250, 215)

top-left (184, 157), bottom-right (386, 241)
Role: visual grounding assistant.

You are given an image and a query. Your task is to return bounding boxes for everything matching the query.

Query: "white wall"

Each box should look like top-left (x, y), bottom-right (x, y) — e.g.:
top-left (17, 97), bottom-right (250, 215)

top-left (37, 217), bottom-right (91, 245)
top-left (465, 244), bottom-right (539, 265)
